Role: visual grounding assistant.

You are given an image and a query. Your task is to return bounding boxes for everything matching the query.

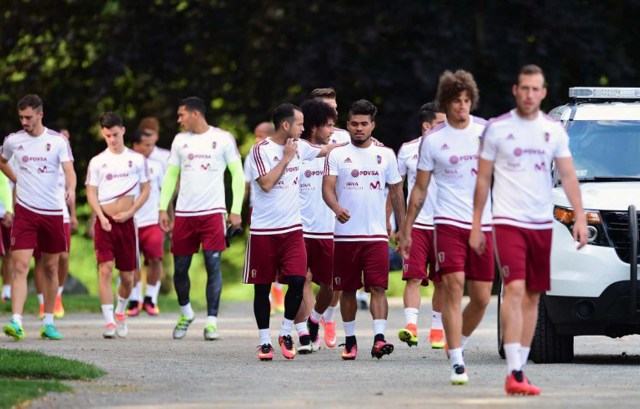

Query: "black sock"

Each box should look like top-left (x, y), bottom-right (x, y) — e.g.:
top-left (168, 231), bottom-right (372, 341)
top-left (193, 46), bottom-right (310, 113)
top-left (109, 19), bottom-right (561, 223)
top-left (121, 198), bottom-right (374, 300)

top-left (128, 300), bottom-right (138, 307)
top-left (374, 333), bottom-right (385, 342)
top-left (512, 370), bottom-right (524, 382)
top-left (308, 318), bottom-right (319, 340)
top-left (143, 296), bottom-right (153, 305)
top-left (346, 335), bottom-right (357, 350)
top-left (300, 334), bottom-right (310, 345)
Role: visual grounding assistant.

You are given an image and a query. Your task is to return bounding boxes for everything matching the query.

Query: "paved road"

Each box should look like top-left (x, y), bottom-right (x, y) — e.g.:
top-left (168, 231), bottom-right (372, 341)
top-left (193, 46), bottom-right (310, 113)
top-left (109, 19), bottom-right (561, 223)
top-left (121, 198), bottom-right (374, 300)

top-left (2, 297), bottom-right (640, 408)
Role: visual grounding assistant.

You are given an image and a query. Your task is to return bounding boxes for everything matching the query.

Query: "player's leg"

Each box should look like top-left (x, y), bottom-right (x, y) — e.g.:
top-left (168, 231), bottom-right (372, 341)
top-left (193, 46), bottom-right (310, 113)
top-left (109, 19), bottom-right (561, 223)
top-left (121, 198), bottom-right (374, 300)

top-left (294, 270), bottom-right (314, 354)
top-left (115, 268), bottom-right (134, 338)
top-left (33, 254), bottom-right (46, 319)
top-left (203, 250), bottom-right (222, 340)
top-left (55, 251), bottom-right (69, 318)
top-left (3, 249), bottom-right (34, 340)
top-left (39, 252), bottom-right (62, 339)
top-left (143, 258), bottom-right (162, 315)
top-left (321, 290), bottom-right (341, 348)
top-left (171, 216), bottom-right (198, 339)
top-left (399, 228), bottom-right (429, 347)
top-left (98, 261), bottom-right (117, 338)
top-left (364, 241), bottom-right (394, 359)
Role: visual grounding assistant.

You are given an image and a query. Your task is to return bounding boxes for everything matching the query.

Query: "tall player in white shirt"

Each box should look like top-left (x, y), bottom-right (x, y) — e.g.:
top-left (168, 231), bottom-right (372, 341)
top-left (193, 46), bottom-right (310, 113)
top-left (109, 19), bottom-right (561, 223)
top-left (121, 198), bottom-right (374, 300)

top-left (87, 112), bottom-right (150, 338)
top-left (159, 97), bottom-right (245, 341)
top-left (1, 94), bottom-right (76, 341)
top-left (401, 71), bottom-right (493, 385)
top-left (470, 65), bottom-right (587, 395)
top-left (396, 102), bottom-right (446, 349)
top-left (244, 103), bottom-right (334, 361)
top-left (323, 99), bottom-right (406, 360)
top-left (296, 99), bottom-right (338, 353)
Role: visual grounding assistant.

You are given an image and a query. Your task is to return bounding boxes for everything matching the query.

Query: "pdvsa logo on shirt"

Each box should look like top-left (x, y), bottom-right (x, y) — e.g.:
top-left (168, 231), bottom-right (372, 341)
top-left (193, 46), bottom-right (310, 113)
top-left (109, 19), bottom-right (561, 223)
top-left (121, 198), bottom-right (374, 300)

top-left (350, 169), bottom-right (380, 178)
top-left (304, 170), bottom-right (323, 178)
top-left (22, 155), bottom-right (47, 163)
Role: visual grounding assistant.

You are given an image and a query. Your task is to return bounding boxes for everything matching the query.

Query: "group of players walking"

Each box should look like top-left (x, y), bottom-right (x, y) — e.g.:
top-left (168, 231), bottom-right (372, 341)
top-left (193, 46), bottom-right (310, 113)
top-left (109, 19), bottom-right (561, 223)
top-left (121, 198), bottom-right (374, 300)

top-left (1, 64), bottom-right (588, 395)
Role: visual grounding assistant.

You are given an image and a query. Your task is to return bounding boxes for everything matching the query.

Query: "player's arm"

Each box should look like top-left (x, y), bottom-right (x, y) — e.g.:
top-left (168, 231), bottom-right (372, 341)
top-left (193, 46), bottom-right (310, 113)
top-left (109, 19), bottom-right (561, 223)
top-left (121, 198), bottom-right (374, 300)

top-left (315, 142), bottom-right (341, 158)
top-left (388, 181), bottom-right (406, 237)
top-left (125, 181), bottom-right (151, 220)
top-left (61, 160), bottom-right (77, 207)
top-left (256, 139), bottom-right (297, 192)
top-left (0, 157), bottom-right (17, 184)
top-left (322, 174), bottom-right (350, 224)
top-left (556, 156), bottom-right (588, 249)
top-left (159, 164), bottom-right (180, 232)
top-left (86, 185), bottom-right (111, 233)
top-left (0, 172), bottom-right (12, 214)
top-left (400, 169), bottom-right (431, 259)
top-left (226, 158), bottom-right (245, 228)
top-left (469, 158), bottom-right (494, 255)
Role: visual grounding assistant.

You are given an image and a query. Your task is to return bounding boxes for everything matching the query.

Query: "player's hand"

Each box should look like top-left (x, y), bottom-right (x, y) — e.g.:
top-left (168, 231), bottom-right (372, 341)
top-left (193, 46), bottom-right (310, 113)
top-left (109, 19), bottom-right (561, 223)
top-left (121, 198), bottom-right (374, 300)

top-left (86, 219), bottom-right (95, 238)
top-left (469, 228), bottom-right (486, 255)
top-left (159, 210), bottom-right (172, 232)
top-left (389, 229), bottom-right (397, 247)
top-left (65, 189), bottom-right (75, 207)
top-left (283, 138), bottom-right (297, 163)
top-left (573, 216), bottom-right (588, 250)
top-left (400, 229), bottom-right (412, 259)
top-left (394, 229), bottom-right (403, 250)
top-left (69, 215), bottom-right (79, 231)
top-left (228, 213), bottom-right (242, 229)
top-left (112, 210), bottom-right (133, 223)
top-left (335, 207), bottom-right (350, 224)
top-left (99, 216), bottom-right (112, 232)
top-left (2, 212), bottom-right (13, 228)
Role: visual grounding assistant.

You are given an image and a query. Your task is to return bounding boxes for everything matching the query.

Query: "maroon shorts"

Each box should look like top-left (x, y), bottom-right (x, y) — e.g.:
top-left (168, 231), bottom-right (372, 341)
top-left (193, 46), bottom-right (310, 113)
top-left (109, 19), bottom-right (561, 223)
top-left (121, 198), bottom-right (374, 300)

top-left (0, 221), bottom-right (8, 255)
top-left (435, 224), bottom-right (494, 282)
top-left (172, 213), bottom-right (226, 256)
top-left (333, 241), bottom-right (389, 292)
top-left (402, 228), bottom-right (437, 286)
top-left (34, 223), bottom-right (71, 260)
top-left (11, 204), bottom-right (67, 253)
top-left (138, 224), bottom-right (164, 260)
top-left (243, 229), bottom-right (307, 285)
top-left (94, 216), bottom-right (138, 271)
top-left (494, 224), bottom-right (552, 292)
top-left (304, 237), bottom-right (334, 286)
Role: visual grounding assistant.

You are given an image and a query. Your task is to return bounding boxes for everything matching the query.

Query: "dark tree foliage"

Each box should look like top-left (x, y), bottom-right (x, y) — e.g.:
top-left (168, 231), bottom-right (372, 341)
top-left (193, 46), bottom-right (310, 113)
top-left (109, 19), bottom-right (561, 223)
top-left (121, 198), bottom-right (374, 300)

top-left (1, 0), bottom-right (639, 204)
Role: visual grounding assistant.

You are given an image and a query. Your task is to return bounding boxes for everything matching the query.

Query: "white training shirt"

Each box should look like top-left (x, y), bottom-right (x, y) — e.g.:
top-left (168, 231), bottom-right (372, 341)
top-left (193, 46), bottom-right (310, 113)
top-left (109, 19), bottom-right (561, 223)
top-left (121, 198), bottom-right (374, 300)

top-left (149, 145), bottom-right (171, 173)
top-left (330, 128), bottom-right (351, 144)
top-left (249, 137), bottom-right (321, 234)
top-left (325, 142), bottom-right (402, 242)
top-left (0, 164), bottom-right (14, 218)
top-left (398, 136), bottom-right (437, 230)
top-left (480, 109), bottom-right (571, 229)
top-left (299, 156), bottom-right (334, 238)
top-left (243, 152), bottom-right (256, 207)
top-left (1, 128), bottom-right (73, 216)
top-left (56, 168), bottom-right (71, 223)
top-left (418, 116), bottom-right (492, 231)
top-left (134, 157), bottom-right (165, 227)
top-left (86, 148), bottom-right (149, 205)
top-left (168, 126), bottom-right (241, 217)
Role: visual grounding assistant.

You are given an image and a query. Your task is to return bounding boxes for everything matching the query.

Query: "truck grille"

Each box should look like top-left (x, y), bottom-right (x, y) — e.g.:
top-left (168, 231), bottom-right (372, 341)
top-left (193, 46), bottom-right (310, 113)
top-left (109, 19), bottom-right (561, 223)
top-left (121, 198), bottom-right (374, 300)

top-left (601, 210), bottom-right (640, 263)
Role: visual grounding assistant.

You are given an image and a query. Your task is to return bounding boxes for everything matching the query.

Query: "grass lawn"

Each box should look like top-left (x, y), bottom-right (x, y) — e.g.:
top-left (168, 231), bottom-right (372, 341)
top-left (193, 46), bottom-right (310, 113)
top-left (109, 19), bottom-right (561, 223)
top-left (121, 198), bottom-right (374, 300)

top-left (0, 349), bottom-right (104, 409)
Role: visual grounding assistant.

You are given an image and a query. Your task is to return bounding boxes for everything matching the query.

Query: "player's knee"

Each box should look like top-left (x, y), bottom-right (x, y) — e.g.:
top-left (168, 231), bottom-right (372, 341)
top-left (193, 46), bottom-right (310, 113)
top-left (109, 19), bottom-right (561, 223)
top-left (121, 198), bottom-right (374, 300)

top-left (288, 275), bottom-right (305, 292)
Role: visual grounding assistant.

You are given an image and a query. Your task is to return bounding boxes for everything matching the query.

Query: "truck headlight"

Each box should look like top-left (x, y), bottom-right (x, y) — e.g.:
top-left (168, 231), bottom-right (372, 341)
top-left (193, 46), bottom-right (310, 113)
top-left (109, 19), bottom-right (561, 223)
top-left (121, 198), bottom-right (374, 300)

top-left (553, 206), bottom-right (609, 246)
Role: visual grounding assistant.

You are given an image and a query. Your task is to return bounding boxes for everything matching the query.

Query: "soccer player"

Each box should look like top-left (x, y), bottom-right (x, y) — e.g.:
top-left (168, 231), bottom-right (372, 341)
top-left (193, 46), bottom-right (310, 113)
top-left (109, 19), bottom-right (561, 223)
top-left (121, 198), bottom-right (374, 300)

top-left (139, 117), bottom-right (171, 169)
top-left (244, 102), bottom-right (334, 361)
top-left (323, 99), bottom-right (406, 360)
top-left (159, 97), bottom-right (245, 341)
top-left (1, 94), bottom-right (76, 341)
top-left (86, 112), bottom-right (150, 339)
top-left (0, 172), bottom-right (13, 303)
top-left (129, 129), bottom-right (165, 316)
top-left (396, 102), bottom-right (447, 348)
top-left (400, 70), bottom-right (493, 385)
top-left (34, 126), bottom-right (77, 319)
top-left (296, 99), bottom-right (338, 353)
top-left (470, 65), bottom-right (587, 395)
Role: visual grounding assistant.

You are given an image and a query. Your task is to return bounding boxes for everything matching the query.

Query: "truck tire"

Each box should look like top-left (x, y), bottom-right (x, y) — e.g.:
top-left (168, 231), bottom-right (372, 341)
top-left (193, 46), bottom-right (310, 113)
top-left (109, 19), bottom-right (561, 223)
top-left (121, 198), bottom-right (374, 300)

top-left (531, 294), bottom-right (574, 363)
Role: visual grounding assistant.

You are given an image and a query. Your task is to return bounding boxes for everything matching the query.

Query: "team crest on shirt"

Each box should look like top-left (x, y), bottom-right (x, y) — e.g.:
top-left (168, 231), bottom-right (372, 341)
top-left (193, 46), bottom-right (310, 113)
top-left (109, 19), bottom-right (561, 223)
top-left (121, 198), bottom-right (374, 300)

top-left (212, 141), bottom-right (217, 149)
top-left (334, 277), bottom-right (341, 286)
top-left (438, 252), bottom-right (445, 263)
top-left (46, 143), bottom-right (51, 152)
top-left (544, 132), bottom-right (550, 142)
top-left (128, 160), bottom-right (133, 168)
top-left (376, 155), bottom-right (382, 164)
top-left (501, 265), bottom-right (510, 278)
top-left (403, 263), bottom-right (409, 273)
top-left (251, 269), bottom-right (257, 278)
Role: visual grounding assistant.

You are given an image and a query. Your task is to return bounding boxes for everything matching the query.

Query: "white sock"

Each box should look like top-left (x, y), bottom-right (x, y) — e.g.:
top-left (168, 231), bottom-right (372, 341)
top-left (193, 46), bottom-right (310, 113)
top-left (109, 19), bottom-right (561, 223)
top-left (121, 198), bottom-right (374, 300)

top-left (101, 305), bottom-right (115, 324)
top-left (373, 319), bottom-right (387, 336)
top-left (130, 282), bottom-right (142, 302)
top-left (431, 311), bottom-right (443, 330)
top-left (11, 314), bottom-right (23, 326)
top-left (461, 335), bottom-right (469, 351)
top-left (323, 306), bottom-right (337, 322)
top-left (2, 284), bottom-right (10, 298)
top-left (37, 293), bottom-right (44, 305)
top-left (153, 282), bottom-right (161, 304)
top-left (57, 286), bottom-right (64, 296)
top-left (280, 318), bottom-right (294, 336)
top-left (145, 282), bottom-right (159, 299)
top-left (115, 295), bottom-right (128, 315)
top-left (206, 316), bottom-right (217, 326)
top-left (520, 346), bottom-right (531, 370)
top-left (42, 313), bottom-right (54, 326)
top-left (259, 328), bottom-right (271, 345)
top-left (343, 320), bottom-right (356, 337)
top-left (404, 308), bottom-right (419, 326)
top-left (295, 322), bottom-right (308, 336)
top-left (356, 290), bottom-right (367, 301)
top-left (180, 303), bottom-right (194, 319)
top-left (504, 343), bottom-right (522, 373)
top-left (449, 348), bottom-right (464, 367)
top-left (310, 309), bottom-right (322, 323)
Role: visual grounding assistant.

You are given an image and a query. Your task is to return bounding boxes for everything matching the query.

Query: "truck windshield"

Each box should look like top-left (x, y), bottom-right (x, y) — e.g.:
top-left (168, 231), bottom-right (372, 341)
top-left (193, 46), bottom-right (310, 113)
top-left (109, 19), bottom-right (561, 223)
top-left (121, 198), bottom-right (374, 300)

top-left (568, 120), bottom-right (640, 180)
